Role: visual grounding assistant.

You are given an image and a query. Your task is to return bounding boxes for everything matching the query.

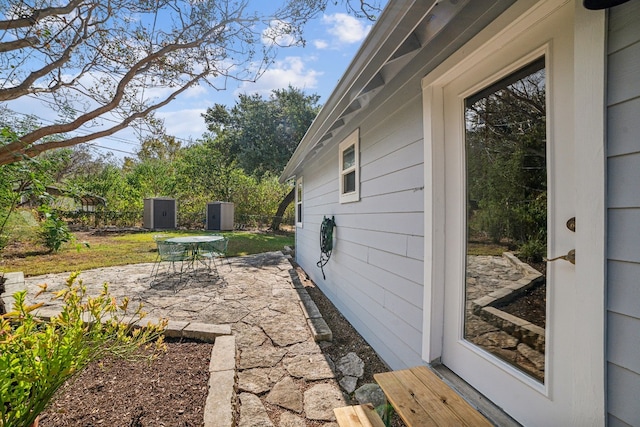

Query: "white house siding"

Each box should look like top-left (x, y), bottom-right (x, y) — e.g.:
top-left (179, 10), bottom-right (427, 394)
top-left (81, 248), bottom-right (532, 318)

top-left (296, 93), bottom-right (425, 370)
top-left (606, 1), bottom-right (640, 425)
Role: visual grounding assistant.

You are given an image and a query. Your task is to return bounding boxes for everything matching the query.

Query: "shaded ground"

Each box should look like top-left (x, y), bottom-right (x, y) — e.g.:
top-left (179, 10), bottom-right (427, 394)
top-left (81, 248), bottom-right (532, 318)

top-left (296, 266), bottom-right (392, 392)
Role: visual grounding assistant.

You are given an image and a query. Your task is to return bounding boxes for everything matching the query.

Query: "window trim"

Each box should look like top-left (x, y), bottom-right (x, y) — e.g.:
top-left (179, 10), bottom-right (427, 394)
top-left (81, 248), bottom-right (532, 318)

top-left (339, 129), bottom-right (360, 203)
top-left (295, 176), bottom-right (303, 227)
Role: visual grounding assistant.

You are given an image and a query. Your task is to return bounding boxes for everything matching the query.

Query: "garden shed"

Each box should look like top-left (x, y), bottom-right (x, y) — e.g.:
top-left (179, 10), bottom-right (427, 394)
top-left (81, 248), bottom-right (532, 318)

top-left (143, 198), bottom-right (177, 230)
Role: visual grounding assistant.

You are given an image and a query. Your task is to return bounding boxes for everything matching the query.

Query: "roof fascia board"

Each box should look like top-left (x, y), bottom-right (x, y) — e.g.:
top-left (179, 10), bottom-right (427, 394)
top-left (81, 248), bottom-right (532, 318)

top-left (280, 0), bottom-right (437, 182)
top-left (331, 1), bottom-right (518, 143)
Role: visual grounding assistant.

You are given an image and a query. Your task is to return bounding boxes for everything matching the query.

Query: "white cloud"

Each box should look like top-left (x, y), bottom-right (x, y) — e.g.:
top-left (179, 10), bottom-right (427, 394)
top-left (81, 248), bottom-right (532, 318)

top-left (235, 56), bottom-right (322, 97)
top-left (313, 39), bottom-right (329, 49)
top-left (157, 108), bottom-right (208, 141)
top-left (321, 13), bottom-right (372, 45)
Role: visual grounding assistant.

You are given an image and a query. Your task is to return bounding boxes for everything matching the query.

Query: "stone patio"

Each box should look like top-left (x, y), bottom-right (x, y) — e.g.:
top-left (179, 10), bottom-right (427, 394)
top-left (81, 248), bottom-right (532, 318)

top-left (3, 252), bottom-right (344, 426)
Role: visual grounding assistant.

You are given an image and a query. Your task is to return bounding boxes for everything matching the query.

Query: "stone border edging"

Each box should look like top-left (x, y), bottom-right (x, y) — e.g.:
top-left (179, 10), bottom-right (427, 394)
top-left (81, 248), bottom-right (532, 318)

top-left (471, 252), bottom-right (545, 352)
top-left (286, 255), bottom-right (333, 342)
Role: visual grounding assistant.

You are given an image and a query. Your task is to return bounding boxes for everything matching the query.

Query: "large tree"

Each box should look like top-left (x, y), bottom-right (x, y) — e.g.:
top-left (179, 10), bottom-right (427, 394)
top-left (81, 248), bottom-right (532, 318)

top-left (203, 85), bottom-right (320, 229)
top-left (0, 0), bottom-right (381, 166)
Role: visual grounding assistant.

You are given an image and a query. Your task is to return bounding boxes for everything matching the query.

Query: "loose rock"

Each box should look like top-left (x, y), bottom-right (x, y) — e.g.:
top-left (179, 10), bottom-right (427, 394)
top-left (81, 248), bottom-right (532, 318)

top-left (336, 352), bottom-right (364, 378)
top-left (339, 375), bottom-right (358, 394)
top-left (354, 383), bottom-right (387, 408)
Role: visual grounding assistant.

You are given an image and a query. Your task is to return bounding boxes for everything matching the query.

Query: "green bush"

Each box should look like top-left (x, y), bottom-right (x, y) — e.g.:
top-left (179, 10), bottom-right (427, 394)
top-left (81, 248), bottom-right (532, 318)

top-left (39, 211), bottom-right (73, 252)
top-left (0, 272), bottom-right (167, 427)
top-left (518, 238), bottom-right (546, 263)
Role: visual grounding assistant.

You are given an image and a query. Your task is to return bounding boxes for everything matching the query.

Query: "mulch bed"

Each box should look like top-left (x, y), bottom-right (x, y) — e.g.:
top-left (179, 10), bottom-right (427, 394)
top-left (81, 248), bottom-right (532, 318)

top-left (495, 282), bottom-right (546, 328)
top-left (40, 339), bottom-right (212, 427)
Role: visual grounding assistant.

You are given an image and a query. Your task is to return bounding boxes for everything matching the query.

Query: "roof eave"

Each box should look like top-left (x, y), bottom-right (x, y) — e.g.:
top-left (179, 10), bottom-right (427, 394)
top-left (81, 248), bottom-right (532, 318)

top-left (280, 0), bottom-right (436, 183)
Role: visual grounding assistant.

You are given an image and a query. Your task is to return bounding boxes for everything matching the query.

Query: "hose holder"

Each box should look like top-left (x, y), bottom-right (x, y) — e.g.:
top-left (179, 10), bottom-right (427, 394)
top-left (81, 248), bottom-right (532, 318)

top-left (317, 216), bottom-right (336, 280)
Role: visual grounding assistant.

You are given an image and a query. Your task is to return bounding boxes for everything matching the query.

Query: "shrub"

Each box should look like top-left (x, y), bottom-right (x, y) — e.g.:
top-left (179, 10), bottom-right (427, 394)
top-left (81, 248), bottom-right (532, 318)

top-left (0, 272), bottom-right (167, 427)
top-left (518, 238), bottom-right (546, 263)
top-left (39, 211), bottom-right (73, 252)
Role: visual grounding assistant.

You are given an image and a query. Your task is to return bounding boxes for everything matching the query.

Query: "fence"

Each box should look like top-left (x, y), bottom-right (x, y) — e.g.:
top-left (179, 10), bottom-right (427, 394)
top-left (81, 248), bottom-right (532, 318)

top-left (234, 214), bottom-right (294, 230)
top-left (56, 210), bottom-right (294, 231)
top-left (56, 210), bottom-right (142, 229)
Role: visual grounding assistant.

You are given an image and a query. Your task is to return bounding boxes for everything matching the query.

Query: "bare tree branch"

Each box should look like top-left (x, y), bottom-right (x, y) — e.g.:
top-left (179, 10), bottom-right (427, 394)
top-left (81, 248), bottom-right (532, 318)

top-left (0, 71), bottom-right (207, 164)
top-left (0, 0), bottom-right (379, 166)
top-left (0, 0), bottom-right (85, 31)
top-left (0, 36), bottom-right (40, 52)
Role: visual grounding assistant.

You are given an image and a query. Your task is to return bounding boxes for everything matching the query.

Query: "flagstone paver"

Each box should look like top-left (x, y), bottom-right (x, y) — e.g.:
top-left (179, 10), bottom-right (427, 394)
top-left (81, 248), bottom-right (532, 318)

top-left (265, 376), bottom-right (304, 413)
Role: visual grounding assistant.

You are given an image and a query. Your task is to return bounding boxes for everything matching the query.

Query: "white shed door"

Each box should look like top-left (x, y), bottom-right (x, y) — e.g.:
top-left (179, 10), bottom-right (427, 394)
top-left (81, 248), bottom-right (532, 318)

top-left (438, 2), bottom-right (601, 425)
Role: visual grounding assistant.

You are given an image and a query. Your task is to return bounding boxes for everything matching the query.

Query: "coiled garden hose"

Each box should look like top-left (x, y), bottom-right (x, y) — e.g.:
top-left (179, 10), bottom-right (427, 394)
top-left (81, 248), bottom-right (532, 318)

top-left (317, 216), bottom-right (336, 280)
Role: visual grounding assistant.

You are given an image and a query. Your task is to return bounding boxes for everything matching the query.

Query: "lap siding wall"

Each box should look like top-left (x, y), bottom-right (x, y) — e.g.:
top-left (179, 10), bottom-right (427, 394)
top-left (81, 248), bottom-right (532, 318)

top-left (606, 1), bottom-right (640, 424)
top-left (296, 93), bottom-right (425, 370)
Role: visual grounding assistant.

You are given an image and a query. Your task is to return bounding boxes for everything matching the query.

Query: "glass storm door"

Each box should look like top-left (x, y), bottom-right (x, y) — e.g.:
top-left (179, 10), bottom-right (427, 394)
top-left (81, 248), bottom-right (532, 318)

top-left (438, 3), bottom-right (588, 425)
top-left (463, 58), bottom-right (548, 383)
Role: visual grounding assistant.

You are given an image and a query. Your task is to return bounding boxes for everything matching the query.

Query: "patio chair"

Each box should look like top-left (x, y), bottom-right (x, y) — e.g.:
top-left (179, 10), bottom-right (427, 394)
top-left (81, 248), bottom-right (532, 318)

top-left (150, 240), bottom-right (189, 283)
top-left (197, 237), bottom-right (230, 273)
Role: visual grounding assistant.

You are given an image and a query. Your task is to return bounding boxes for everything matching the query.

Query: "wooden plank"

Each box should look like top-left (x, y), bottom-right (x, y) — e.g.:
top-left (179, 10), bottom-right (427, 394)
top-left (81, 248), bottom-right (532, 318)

top-left (375, 367), bottom-right (492, 427)
top-left (388, 369), bottom-right (467, 426)
top-left (374, 370), bottom-right (441, 426)
top-left (356, 403), bottom-right (387, 427)
top-left (334, 406), bottom-right (361, 427)
top-left (410, 366), bottom-right (492, 427)
top-left (334, 404), bottom-right (386, 427)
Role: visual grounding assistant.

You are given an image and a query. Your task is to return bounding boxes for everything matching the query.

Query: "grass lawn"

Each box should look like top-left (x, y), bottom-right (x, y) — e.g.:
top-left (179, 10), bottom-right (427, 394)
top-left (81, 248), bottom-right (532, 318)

top-left (0, 230), bottom-right (294, 277)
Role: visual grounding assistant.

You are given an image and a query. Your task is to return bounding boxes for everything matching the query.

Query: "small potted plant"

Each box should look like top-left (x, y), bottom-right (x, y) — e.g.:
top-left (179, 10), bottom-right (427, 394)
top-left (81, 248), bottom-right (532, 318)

top-left (0, 272), bottom-right (167, 427)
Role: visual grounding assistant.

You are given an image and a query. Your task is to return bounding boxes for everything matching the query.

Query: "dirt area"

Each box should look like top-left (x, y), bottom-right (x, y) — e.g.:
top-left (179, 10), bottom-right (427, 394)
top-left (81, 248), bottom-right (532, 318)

top-left (496, 259), bottom-right (546, 328)
top-left (296, 266), bottom-right (392, 391)
top-left (496, 282), bottom-right (546, 328)
top-left (34, 263), bottom-right (398, 426)
top-left (40, 339), bottom-right (212, 426)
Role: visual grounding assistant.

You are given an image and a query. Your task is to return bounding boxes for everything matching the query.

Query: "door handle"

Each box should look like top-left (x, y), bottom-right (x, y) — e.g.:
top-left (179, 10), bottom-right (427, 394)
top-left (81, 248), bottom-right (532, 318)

top-left (546, 249), bottom-right (575, 265)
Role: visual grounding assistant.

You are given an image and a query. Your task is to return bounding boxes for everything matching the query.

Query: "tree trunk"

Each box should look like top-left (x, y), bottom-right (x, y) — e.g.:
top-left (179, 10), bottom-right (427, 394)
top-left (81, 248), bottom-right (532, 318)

top-left (270, 187), bottom-right (295, 231)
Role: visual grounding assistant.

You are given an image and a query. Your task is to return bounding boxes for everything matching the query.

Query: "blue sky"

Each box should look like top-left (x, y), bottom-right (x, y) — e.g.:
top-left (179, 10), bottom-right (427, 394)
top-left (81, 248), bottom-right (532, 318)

top-left (81, 4), bottom-right (376, 159)
top-left (3, 2), bottom-right (378, 160)
top-left (148, 5), bottom-right (373, 152)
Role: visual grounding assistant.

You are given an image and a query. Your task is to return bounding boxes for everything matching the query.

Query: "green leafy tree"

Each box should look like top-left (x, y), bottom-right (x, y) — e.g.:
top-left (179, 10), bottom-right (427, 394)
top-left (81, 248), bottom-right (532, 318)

top-left (205, 86), bottom-right (321, 178)
top-left (127, 160), bottom-right (177, 200)
top-left (0, 114), bottom-right (75, 248)
top-left (0, 0), bottom-right (381, 166)
top-left (136, 118), bottom-right (183, 162)
top-left (203, 86), bottom-right (320, 229)
top-left (466, 68), bottom-right (547, 258)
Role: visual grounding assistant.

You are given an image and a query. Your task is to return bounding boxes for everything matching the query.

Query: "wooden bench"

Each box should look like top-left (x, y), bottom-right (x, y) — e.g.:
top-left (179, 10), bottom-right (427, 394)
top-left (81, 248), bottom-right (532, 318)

top-left (373, 366), bottom-right (493, 427)
top-left (334, 403), bottom-right (386, 427)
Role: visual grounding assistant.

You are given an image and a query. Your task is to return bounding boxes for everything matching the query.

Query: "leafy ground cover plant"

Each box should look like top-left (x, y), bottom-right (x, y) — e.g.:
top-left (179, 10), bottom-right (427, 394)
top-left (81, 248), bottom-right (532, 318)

top-left (0, 272), bottom-right (167, 427)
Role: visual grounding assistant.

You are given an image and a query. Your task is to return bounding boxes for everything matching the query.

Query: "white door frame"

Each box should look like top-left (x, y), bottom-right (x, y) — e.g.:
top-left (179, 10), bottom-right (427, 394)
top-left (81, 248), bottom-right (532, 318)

top-left (421, 0), bottom-right (606, 424)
